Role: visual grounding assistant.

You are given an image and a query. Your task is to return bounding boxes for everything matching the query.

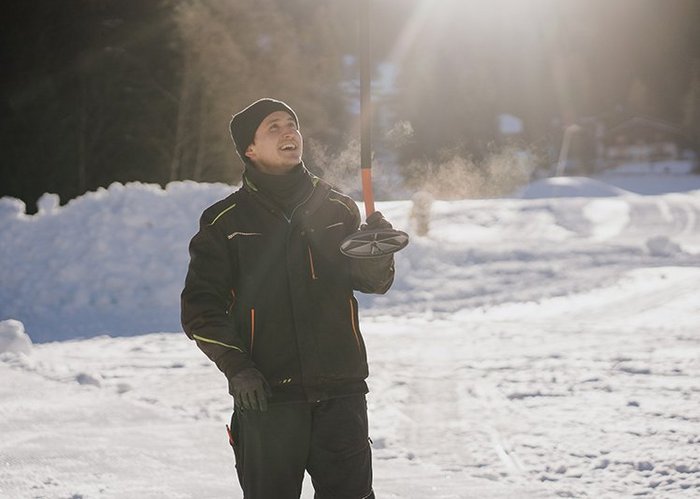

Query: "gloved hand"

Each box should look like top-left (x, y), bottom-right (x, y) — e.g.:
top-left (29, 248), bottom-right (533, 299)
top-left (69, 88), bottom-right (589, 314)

top-left (229, 368), bottom-right (271, 411)
top-left (360, 211), bottom-right (393, 231)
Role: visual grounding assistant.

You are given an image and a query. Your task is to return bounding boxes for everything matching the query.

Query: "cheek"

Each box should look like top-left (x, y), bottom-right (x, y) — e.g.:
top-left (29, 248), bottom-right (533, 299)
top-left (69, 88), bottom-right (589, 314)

top-left (260, 138), bottom-right (278, 155)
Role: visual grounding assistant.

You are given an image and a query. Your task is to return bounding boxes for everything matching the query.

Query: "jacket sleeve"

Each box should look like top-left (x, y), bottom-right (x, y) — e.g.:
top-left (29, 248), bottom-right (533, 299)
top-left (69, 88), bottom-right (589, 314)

top-left (343, 199), bottom-right (396, 294)
top-left (181, 214), bottom-right (254, 378)
top-left (195, 339), bottom-right (253, 391)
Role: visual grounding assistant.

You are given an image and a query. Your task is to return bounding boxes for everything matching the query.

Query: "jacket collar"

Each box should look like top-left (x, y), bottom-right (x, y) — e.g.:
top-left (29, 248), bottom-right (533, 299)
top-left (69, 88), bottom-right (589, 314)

top-left (243, 165), bottom-right (330, 224)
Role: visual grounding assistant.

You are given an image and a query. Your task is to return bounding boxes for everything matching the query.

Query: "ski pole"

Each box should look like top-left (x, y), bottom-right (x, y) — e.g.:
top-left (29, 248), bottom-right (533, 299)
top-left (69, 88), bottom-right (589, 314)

top-left (360, 0), bottom-right (375, 218)
top-left (339, 0), bottom-right (409, 258)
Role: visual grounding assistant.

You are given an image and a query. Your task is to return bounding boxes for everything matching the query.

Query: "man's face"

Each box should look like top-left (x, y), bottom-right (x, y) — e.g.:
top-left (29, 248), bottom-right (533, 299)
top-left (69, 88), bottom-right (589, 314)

top-left (245, 111), bottom-right (303, 174)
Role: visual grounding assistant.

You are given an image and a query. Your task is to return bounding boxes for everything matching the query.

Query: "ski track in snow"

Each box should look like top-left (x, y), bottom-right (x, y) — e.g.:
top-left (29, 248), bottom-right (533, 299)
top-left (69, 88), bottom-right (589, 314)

top-left (1, 176), bottom-right (700, 498)
top-left (366, 310), bottom-right (700, 498)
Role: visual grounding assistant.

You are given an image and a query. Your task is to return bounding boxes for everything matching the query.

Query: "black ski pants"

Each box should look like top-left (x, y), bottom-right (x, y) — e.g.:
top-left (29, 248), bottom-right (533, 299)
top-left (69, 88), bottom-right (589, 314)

top-left (228, 394), bottom-right (374, 499)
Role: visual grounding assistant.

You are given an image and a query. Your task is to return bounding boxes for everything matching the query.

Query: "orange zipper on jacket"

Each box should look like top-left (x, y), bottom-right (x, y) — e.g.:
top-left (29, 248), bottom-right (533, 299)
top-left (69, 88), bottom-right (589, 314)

top-left (349, 299), bottom-right (361, 352)
top-left (308, 245), bottom-right (318, 280)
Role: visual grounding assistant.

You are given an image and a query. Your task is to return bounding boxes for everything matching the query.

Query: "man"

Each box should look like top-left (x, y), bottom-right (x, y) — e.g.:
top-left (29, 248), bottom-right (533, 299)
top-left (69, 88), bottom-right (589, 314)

top-left (181, 98), bottom-right (395, 498)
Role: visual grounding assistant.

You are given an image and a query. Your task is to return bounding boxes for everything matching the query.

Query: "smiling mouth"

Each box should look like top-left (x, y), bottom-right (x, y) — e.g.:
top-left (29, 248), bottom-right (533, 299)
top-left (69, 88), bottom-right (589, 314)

top-left (280, 143), bottom-right (298, 151)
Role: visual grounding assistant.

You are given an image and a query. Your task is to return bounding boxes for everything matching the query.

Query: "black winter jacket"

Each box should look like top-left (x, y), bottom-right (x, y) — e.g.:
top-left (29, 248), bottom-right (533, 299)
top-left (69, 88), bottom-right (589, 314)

top-left (181, 170), bottom-right (394, 403)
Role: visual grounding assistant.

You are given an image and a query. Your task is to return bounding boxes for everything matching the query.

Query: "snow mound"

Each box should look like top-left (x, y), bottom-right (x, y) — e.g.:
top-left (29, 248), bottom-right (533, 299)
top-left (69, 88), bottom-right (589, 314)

top-left (0, 196), bottom-right (25, 220)
top-left (517, 176), bottom-right (634, 199)
top-left (37, 192), bottom-right (61, 214)
top-left (0, 319), bottom-right (32, 355)
top-left (0, 181), bottom-right (235, 342)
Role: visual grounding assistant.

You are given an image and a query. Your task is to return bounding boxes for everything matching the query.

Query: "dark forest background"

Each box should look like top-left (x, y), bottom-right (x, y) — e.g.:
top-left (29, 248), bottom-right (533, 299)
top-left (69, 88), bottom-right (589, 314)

top-left (2, 0), bottom-right (700, 211)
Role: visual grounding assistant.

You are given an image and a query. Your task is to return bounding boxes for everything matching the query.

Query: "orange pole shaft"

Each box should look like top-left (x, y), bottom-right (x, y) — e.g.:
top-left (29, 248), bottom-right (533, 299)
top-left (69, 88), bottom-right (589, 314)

top-left (361, 168), bottom-right (375, 218)
top-left (360, 0), bottom-right (374, 221)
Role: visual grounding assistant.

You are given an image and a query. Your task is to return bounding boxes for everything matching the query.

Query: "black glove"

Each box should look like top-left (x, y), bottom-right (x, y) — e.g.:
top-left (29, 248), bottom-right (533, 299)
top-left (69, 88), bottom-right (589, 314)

top-left (229, 368), bottom-right (271, 411)
top-left (360, 211), bottom-right (393, 231)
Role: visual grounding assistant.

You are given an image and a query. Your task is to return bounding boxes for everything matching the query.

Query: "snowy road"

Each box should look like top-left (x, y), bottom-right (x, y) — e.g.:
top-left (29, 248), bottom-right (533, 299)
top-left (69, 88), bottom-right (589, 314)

top-left (2, 289), bottom-right (698, 498)
top-left (365, 292), bottom-right (700, 498)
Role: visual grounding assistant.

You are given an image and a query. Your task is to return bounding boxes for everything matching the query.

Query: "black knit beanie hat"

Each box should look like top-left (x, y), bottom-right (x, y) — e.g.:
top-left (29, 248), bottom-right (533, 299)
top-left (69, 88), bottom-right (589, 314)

top-left (229, 98), bottom-right (299, 165)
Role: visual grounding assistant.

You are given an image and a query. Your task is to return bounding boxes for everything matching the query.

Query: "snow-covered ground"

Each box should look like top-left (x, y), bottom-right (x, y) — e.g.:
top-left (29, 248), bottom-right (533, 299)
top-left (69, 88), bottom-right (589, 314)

top-left (1, 172), bottom-right (699, 498)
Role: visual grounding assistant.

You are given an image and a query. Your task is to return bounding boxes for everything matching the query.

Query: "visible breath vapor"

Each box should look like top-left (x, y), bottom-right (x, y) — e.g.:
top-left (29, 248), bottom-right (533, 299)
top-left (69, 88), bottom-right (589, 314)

top-left (405, 147), bottom-right (537, 199)
top-left (307, 139), bottom-right (362, 195)
top-left (386, 120), bottom-right (415, 149)
top-left (309, 117), bottom-right (537, 201)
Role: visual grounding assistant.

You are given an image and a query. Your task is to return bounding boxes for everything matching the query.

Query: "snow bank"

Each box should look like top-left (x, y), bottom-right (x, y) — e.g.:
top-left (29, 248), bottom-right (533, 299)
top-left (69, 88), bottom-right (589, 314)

top-left (0, 181), bottom-right (233, 341)
top-left (1, 175), bottom-right (699, 343)
top-left (0, 319), bottom-right (32, 355)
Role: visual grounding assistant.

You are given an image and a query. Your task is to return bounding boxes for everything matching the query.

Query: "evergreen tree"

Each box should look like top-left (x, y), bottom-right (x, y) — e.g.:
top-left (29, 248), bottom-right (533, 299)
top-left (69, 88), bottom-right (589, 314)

top-left (1, 0), bottom-right (181, 211)
top-left (169, 0), bottom-right (353, 183)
